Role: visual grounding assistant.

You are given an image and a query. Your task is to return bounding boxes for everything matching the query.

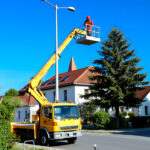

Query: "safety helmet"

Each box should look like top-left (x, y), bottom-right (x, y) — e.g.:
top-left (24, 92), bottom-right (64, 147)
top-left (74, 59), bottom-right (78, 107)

top-left (87, 16), bottom-right (90, 20)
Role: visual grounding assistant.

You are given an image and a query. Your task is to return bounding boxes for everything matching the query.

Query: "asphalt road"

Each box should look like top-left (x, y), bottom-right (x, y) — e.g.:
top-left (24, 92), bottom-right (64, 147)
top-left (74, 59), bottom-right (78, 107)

top-left (48, 130), bottom-right (150, 150)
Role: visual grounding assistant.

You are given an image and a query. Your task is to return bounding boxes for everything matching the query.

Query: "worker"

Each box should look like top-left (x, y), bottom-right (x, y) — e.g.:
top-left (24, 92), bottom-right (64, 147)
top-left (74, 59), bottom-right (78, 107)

top-left (84, 16), bottom-right (94, 36)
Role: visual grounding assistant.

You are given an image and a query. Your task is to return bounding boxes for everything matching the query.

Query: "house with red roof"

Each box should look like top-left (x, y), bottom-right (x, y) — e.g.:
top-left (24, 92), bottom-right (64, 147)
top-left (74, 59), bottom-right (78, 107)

top-left (38, 57), bottom-right (95, 104)
top-left (133, 86), bottom-right (150, 116)
top-left (15, 93), bottom-right (39, 122)
top-left (18, 57), bottom-right (150, 120)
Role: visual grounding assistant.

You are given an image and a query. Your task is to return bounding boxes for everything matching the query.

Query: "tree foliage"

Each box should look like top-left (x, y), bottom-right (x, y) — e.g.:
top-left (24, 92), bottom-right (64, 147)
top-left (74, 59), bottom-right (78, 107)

top-left (83, 28), bottom-right (149, 128)
top-left (0, 89), bottom-right (22, 149)
top-left (5, 88), bottom-right (19, 96)
top-left (78, 101), bottom-right (98, 124)
top-left (91, 111), bottom-right (111, 128)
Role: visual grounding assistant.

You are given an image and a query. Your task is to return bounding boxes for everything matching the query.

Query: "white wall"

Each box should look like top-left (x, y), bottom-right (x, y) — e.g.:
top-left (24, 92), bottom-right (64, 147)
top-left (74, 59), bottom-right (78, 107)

top-left (42, 85), bottom-right (90, 104)
top-left (15, 105), bottom-right (39, 122)
top-left (42, 85), bottom-right (150, 117)
top-left (42, 86), bottom-right (76, 103)
top-left (75, 85), bottom-right (90, 104)
top-left (15, 106), bottom-right (30, 122)
top-left (138, 92), bottom-right (150, 116)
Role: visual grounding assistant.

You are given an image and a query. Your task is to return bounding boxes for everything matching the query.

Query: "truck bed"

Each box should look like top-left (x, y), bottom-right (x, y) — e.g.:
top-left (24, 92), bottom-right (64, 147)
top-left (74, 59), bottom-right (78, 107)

top-left (11, 123), bottom-right (34, 129)
top-left (10, 122), bottom-right (38, 139)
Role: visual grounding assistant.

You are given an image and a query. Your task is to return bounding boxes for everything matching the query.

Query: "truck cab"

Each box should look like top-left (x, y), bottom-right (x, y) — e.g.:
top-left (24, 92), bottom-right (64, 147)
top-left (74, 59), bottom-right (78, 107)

top-left (39, 103), bottom-right (82, 145)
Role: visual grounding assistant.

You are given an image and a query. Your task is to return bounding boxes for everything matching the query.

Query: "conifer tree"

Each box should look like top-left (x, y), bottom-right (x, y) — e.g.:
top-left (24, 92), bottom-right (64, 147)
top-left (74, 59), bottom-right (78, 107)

top-left (84, 28), bottom-right (149, 128)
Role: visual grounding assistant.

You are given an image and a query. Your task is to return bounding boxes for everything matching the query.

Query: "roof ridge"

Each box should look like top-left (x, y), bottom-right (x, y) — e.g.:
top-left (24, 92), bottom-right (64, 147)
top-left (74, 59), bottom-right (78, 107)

top-left (44, 67), bottom-right (89, 81)
top-left (62, 66), bottom-right (89, 74)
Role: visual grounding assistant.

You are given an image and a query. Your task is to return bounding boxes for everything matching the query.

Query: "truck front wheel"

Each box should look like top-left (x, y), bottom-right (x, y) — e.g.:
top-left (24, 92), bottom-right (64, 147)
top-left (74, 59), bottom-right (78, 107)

top-left (67, 137), bottom-right (77, 144)
top-left (40, 133), bottom-right (48, 146)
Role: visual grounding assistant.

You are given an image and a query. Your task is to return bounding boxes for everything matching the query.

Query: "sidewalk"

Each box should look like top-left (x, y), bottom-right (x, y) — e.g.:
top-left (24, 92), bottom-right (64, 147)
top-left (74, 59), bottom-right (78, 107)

top-left (82, 125), bottom-right (150, 134)
top-left (15, 143), bottom-right (65, 150)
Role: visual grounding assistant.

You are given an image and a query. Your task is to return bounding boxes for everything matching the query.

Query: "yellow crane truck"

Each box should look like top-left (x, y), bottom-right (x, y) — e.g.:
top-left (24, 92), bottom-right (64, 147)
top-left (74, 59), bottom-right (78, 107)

top-left (10, 27), bottom-right (100, 145)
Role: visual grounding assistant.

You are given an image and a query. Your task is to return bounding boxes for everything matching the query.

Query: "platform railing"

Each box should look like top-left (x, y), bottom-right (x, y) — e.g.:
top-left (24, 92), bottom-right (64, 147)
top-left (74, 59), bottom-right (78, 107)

top-left (76, 24), bottom-right (100, 39)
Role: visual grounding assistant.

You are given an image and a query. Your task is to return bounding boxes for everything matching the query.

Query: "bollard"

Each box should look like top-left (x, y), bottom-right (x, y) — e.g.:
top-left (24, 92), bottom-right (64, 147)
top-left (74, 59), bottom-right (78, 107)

top-left (24, 140), bottom-right (35, 150)
top-left (93, 144), bottom-right (97, 150)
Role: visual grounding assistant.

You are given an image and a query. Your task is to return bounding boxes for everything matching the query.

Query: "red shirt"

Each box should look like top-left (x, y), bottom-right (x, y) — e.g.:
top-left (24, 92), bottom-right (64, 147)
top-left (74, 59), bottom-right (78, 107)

top-left (84, 20), bottom-right (94, 30)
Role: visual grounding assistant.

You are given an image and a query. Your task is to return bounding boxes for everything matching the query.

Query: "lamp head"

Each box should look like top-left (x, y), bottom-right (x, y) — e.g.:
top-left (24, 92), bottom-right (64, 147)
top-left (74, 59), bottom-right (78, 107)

top-left (67, 7), bottom-right (75, 11)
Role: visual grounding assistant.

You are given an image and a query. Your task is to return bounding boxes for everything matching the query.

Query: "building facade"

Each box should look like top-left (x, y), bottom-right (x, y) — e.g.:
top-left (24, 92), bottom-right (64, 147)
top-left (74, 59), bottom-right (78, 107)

top-left (14, 93), bottom-right (39, 122)
top-left (18, 58), bottom-right (150, 120)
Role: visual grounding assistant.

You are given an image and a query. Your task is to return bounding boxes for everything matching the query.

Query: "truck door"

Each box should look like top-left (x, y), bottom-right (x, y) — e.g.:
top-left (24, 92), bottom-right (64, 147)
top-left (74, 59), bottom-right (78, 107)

top-left (40, 106), bottom-right (52, 132)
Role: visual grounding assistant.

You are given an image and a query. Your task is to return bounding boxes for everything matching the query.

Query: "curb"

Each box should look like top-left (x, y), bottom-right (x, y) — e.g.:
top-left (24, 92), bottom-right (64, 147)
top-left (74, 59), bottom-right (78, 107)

top-left (82, 128), bottom-right (150, 134)
top-left (16, 143), bottom-right (65, 150)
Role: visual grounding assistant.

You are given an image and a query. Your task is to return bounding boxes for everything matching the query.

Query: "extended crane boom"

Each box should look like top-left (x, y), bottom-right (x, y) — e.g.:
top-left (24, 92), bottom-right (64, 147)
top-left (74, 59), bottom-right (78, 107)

top-left (27, 28), bottom-right (86, 105)
top-left (11, 26), bottom-right (100, 145)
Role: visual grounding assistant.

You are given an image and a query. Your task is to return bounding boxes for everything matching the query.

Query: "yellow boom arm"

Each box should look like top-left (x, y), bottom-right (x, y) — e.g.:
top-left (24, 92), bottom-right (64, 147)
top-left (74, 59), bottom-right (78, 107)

top-left (27, 28), bottom-right (86, 105)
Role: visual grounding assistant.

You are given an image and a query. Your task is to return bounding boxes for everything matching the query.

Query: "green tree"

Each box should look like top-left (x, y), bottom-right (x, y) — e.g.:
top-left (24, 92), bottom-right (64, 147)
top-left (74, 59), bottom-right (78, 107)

top-left (83, 28), bottom-right (149, 128)
top-left (79, 101), bottom-right (98, 124)
top-left (5, 88), bottom-right (19, 96)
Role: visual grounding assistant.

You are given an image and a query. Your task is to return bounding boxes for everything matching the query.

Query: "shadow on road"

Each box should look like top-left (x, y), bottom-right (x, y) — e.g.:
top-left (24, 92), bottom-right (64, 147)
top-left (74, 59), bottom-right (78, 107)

top-left (114, 129), bottom-right (150, 138)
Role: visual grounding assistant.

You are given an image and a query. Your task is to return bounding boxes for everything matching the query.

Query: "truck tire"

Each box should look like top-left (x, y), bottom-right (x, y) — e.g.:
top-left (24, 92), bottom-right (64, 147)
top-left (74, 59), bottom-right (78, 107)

top-left (40, 132), bottom-right (48, 146)
top-left (67, 137), bottom-right (77, 144)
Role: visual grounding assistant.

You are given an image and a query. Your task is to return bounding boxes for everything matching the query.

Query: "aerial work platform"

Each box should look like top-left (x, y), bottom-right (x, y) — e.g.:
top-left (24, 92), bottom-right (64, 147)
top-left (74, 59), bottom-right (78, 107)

top-left (75, 24), bottom-right (100, 45)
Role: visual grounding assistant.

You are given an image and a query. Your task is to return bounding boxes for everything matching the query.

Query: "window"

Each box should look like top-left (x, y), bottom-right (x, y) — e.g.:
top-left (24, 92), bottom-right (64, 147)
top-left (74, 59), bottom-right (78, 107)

top-left (41, 80), bottom-right (49, 86)
top-left (48, 79), bottom-right (56, 84)
top-left (25, 109), bottom-right (29, 119)
top-left (120, 107), bottom-right (124, 113)
top-left (64, 90), bottom-right (67, 101)
top-left (18, 110), bottom-right (20, 119)
top-left (61, 76), bottom-right (70, 82)
top-left (145, 106), bottom-right (148, 115)
top-left (44, 106), bottom-right (52, 119)
top-left (84, 89), bottom-right (89, 100)
top-left (48, 77), bottom-right (62, 85)
top-left (54, 106), bottom-right (79, 119)
top-left (43, 93), bottom-right (46, 96)
top-left (53, 91), bottom-right (55, 102)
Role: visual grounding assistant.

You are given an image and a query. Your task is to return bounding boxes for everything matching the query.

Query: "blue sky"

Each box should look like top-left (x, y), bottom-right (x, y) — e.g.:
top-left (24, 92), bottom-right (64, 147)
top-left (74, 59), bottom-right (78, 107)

top-left (0, 0), bottom-right (150, 95)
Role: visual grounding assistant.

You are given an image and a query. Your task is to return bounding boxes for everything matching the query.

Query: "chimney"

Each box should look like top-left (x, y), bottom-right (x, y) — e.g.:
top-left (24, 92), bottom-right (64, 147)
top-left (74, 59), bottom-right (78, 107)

top-left (68, 57), bottom-right (77, 72)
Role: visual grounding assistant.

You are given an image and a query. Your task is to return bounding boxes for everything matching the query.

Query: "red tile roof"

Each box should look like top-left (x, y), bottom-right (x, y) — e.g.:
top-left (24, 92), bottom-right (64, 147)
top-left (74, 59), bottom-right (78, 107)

top-left (19, 66), bottom-right (99, 92)
top-left (18, 93), bottom-right (36, 106)
top-left (40, 66), bottom-right (97, 90)
top-left (136, 86), bottom-right (150, 100)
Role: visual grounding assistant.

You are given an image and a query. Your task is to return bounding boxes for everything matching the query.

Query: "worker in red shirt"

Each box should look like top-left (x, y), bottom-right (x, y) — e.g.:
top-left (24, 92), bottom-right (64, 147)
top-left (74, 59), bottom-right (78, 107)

top-left (84, 16), bottom-right (94, 36)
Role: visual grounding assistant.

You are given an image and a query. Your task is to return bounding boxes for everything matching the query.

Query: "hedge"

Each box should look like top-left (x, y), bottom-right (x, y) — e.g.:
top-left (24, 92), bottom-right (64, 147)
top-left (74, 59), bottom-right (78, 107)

top-left (131, 116), bottom-right (150, 128)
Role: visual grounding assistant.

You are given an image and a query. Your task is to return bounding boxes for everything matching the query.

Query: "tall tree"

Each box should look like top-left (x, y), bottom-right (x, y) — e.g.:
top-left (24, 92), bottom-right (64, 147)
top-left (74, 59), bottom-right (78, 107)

top-left (83, 28), bottom-right (149, 128)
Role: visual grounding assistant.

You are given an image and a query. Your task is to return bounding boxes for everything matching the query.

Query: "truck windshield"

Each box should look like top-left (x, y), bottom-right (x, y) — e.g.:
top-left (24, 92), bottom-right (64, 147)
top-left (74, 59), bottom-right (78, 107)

top-left (54, 106), bottom-right (79, 119)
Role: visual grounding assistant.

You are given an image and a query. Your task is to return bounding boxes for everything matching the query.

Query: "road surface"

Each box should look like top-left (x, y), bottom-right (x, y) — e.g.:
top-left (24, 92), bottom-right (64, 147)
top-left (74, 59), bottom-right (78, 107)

top-left (47, 130), bottom-right (150, 150)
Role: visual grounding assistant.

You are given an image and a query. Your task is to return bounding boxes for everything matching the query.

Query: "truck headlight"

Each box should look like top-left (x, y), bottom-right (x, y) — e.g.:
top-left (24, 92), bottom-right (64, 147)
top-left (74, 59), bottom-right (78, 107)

top-left (55, 134), bottom-right (62, 139)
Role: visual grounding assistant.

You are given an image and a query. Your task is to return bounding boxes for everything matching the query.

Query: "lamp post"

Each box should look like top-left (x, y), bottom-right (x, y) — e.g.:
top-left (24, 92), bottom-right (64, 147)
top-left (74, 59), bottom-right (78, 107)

top-left (41, 0), bottom-right (75, 102)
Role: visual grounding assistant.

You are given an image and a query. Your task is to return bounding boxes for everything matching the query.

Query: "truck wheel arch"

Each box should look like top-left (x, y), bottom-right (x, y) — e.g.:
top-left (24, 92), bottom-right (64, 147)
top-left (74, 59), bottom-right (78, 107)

top-left (38, 127), bottom-right (50, 139)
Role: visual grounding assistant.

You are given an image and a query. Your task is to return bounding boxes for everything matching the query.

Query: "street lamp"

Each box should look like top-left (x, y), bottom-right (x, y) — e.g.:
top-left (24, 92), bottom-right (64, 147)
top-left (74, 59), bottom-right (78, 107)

top-left (41, 0), bottom-right (75, 102)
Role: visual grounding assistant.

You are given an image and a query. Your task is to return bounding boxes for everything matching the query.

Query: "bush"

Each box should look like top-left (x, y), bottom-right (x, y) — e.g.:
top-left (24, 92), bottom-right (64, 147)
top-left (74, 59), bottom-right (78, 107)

top-left (0, 119), bottom-right (19, 149)
top-left (131, 116), bottom-right (150, 128)
top-left (119, 116), bottom-right (129, 128)
top-left (0, 89), bottom-right (22, 149)
top-left (120, 112), bottom-right (127, 118)
top-left (128, 112), bottom-right (135, 117)
top-left (78, 102), bottom-right (98, 124)
top-left (91, 111), bottom-right (111, 129)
